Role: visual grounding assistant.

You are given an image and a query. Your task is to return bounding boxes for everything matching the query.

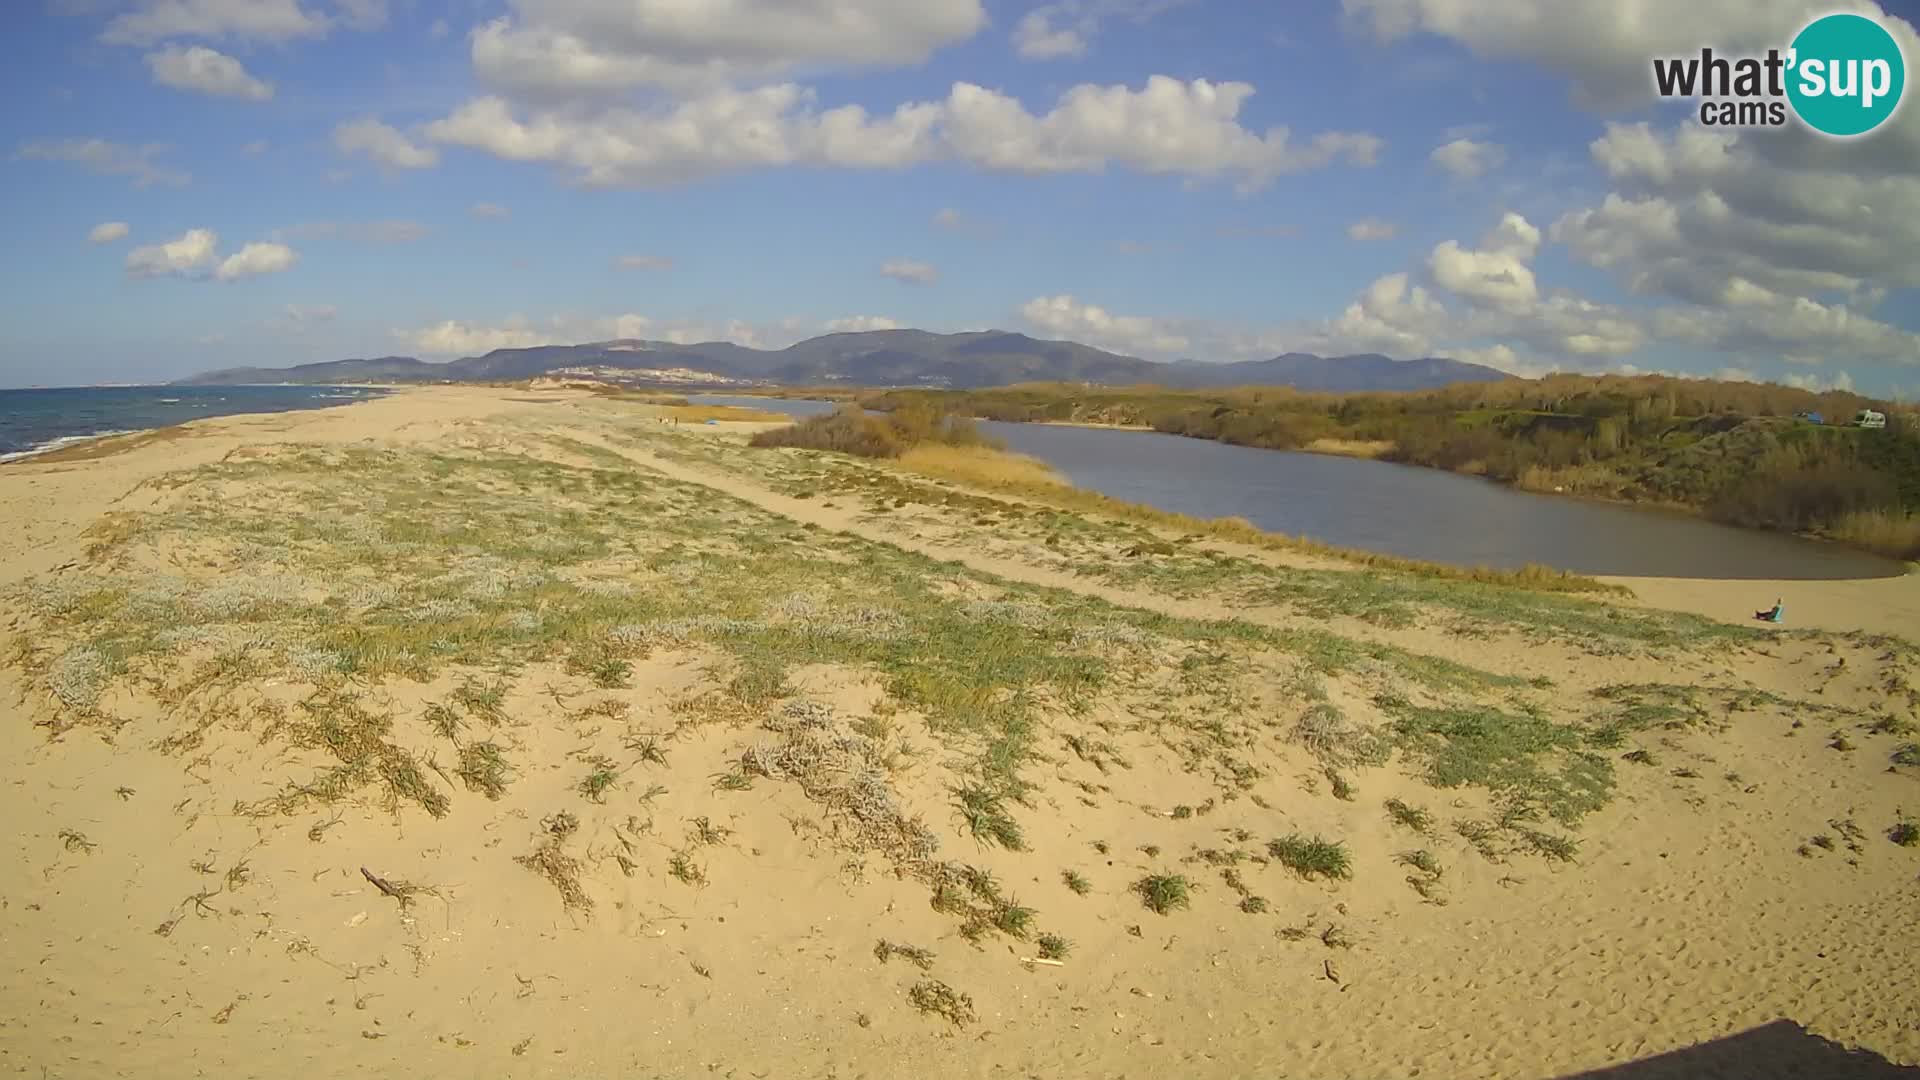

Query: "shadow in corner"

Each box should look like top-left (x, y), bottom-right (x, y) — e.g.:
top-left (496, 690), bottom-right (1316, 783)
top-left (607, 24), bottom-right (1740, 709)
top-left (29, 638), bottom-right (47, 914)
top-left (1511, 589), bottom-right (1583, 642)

top-left (1556, 1021), bottom-right (1920, 1080)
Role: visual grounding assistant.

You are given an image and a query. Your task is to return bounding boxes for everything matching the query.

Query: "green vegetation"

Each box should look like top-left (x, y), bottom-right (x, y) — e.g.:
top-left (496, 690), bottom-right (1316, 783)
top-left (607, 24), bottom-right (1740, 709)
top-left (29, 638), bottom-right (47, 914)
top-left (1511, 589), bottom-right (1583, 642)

top-left (867, 379), bottom-right (1920, 558)
top-left (907, 980), bottom-right (976, 1028)
top-left (1378, 695), bottom-right (1613, 826)
top-left (1134, 873), bottom-right (1192, 914)
top-left (749, 402), bottom-right (999, 459)
top-left (1267, 834), bottom-right (1354, 881)
top-left (1384, 798), bottom-right (1434, 833)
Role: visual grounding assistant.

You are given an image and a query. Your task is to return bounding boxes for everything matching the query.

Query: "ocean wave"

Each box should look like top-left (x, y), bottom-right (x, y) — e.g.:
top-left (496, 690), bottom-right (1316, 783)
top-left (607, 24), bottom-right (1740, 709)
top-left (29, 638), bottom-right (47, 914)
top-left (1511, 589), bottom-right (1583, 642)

top-left (0, 429), bottom-right (139, 463)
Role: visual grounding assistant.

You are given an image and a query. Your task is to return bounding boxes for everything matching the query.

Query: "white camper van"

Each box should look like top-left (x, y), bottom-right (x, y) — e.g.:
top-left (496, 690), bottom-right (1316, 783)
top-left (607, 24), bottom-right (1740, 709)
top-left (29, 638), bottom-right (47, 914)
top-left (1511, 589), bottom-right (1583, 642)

top-left (1854, 409), bottom-right (1887, 429)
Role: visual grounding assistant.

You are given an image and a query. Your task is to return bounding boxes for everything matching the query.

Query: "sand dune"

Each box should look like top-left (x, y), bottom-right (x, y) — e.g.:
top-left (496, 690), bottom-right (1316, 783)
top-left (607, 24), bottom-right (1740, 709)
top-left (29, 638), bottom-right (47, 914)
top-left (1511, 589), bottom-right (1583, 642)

top-left (2, 387), bottom-right (1916, 1080)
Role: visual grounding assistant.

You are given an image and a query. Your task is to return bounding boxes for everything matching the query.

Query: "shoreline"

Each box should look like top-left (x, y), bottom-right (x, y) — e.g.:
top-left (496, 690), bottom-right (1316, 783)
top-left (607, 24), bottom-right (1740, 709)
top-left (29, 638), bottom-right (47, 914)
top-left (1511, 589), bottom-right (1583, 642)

top-left (969, 414), bottom-right (1916, 569)
top-left (0, 384), bottom-right (403, 466)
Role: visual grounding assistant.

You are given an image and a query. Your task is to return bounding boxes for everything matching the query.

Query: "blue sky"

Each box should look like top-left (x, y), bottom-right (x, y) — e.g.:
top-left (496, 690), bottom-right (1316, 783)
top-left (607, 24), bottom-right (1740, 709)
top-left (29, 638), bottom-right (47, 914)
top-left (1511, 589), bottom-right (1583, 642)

top-left (4, 0), bottom-right (1918, 396)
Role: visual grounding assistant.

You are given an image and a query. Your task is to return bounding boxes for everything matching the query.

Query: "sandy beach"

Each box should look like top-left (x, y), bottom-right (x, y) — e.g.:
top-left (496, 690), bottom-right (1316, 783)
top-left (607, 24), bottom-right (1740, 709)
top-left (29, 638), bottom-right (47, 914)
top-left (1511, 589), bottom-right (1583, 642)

top-left (3, 385), bottom-right (1917, 1080)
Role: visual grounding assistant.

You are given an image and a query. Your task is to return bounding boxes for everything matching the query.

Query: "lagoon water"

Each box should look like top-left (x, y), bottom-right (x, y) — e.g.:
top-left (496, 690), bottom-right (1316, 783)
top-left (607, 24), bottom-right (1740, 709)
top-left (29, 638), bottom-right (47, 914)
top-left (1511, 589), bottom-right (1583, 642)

top-left (695, 395), bottom-right (1903, 581)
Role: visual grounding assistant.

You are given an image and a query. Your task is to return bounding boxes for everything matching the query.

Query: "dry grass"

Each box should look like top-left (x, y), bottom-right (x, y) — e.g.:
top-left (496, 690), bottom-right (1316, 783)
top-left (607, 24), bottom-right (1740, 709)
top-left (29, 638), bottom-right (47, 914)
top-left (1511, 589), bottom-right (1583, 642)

top-left (897, 443), bottom-right (1067, 490)
top-left (1303, 438), bottom-right (1394, 459)
top-left (1823, 507), bottom-right (1920, 560)
top-left (662, 404), bottom-right (790, 424)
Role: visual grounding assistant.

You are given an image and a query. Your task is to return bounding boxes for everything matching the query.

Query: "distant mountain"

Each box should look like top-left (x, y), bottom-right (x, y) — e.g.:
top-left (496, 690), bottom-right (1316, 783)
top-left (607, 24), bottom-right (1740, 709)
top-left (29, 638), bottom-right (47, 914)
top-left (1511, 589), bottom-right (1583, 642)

top-left (175, 330), bottom-right (1510, 393)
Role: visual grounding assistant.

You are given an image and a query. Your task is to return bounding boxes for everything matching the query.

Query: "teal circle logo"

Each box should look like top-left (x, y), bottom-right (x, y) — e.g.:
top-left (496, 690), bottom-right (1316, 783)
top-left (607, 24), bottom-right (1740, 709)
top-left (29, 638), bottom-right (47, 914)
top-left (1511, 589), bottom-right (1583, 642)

top-left (1786, 13), bottom-right (1906, 137)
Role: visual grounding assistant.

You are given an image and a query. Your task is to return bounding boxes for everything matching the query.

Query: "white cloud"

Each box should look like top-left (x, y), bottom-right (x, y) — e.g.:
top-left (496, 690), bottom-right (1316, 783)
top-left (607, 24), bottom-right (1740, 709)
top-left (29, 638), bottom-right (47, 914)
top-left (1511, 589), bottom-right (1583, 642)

top-left (88, 221), bottom-right (130, 244)
top-left (125, 228), bottom-right (219, 277)
top-left (1013, 1), bottom-right (1196, 60)
top-left (1341, 0), bottom-right (1905, 109)
top-left (395, 312), bottom-right (799, 355)
top-left (14, 137), bottom-right (189, 187)
top-left (615, 254), bottom-right (674, 271)
top-left (468, 0), bottom-right (986, 99)
top-left (425, 77), bottom-right (1381, 190)
top-left (1429, 137), bottom-right (1504, 179)
top-left (103, 0), bottom-right (330, 45)
top-left (939, 77), bottom-right (1382, 189)
top-left (215, 242), bottom-right (298, 281)
top-left (402, 318), bottom-right (545, 356)
top-left (1013, 10), bottom-right (1086, 58)
top-left (824, 315), bottom-right (900, 333)
top-left (470, 201), bottom-right (510, 219)
top-left (1783, 371), bottom-right (1857, 393)
top-left (1428, 215), bottom-right (1540, 311)
top-left (1021, 295), bottom-right (1190, 356)
top-left (1347, 218), bottom-right (1396, 241)
top-left (881, 259), bottom-right (939, 285)
top-left (145, 45), bottom-right (273, 100)
top-left (124, 228), bottom-right (297, 282)
top-left (333, 117), bottom-right (439, 169)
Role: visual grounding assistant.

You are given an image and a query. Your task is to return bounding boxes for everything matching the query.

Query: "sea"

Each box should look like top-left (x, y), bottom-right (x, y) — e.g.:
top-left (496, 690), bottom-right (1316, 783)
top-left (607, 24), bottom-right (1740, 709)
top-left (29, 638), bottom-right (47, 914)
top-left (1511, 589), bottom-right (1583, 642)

top-left (0, 385), bottom-right (391, 462)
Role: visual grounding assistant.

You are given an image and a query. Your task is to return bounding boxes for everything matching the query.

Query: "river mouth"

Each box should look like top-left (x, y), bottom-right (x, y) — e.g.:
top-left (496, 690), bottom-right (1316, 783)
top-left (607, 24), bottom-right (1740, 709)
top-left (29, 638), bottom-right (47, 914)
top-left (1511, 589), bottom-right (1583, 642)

top-left (690, 395), bottom-right (1908, 582)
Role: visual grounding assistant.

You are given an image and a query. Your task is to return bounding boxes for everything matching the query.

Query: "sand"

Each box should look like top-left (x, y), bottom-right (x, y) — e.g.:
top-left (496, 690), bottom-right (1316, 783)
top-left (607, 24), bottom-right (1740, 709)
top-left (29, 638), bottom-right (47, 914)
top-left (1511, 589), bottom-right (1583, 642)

top-left (2, 386), bottom-right (1917, 1080)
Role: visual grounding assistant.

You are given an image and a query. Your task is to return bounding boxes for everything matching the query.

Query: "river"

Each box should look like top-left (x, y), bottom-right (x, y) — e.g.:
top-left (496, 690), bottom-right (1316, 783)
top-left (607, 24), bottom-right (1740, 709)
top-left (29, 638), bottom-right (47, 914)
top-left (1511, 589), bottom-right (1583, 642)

top-left (691, 395), bottom-right (1903, 581)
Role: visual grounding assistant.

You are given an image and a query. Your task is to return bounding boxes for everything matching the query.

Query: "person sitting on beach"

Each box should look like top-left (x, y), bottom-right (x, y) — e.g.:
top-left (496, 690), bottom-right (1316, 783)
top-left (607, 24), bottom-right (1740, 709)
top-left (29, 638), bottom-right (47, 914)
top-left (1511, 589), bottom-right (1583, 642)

top-left (1753, 598), bottom-right (1783, 623)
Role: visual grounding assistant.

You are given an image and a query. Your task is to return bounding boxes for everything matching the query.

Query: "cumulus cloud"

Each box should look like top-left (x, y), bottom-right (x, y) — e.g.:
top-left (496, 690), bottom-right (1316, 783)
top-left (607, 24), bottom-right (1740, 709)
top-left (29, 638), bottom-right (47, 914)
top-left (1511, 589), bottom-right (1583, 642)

top-left (88, 221), bottom-right (130, 244)
top-left (1021, 295), bottom-right (1191, 357)
top-left (1013, 10), bottom-right (1085, 58)
top-left (1341, 1), bottom-right (1920, 383)
top-left (1429, 137), bottom-right (1504, 179)
top-left (125, 228), bottom-right (220, 277)
top-left (402, 318), bottom-right (545, 356)
top-left (214, 242), bottom-right (297, 281)
top-left (333, 117), bottom-right (439, 169)
top-left (1341, 0), bottom-right (1907, 109)
top-left (881, 259), bottom-right (939, 285)
top-left (145, 45), bottom-right (272, 100)
top-left (615, 254), bottom-right (674, 271)
top-left (1013, 1), bottom-right (1195, 60)
top-left (1783, 370), bottom-right (1857, 393)
top-left (470, 201), bottom-right (510, 219)
top-left (103, 0), bottom-right (331, 45)
top-left (824, 315), bottom-right (900, 333)
top-left (424, 77), bottom-right (1381, 190)
top-left (1347, 218), bottom-right (1396, 241)
top-left (468, 0), bottom-right (986, 99)
top-left (125, 228), bottom-right (297, 282)
top-left (14, 137), bottom-right (189, 187)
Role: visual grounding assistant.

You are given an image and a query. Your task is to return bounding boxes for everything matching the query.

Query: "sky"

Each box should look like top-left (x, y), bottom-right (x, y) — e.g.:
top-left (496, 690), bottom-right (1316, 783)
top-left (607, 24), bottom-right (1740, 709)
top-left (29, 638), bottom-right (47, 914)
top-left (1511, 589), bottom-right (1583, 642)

top-left (3, 0), bottom-right (1919, 396)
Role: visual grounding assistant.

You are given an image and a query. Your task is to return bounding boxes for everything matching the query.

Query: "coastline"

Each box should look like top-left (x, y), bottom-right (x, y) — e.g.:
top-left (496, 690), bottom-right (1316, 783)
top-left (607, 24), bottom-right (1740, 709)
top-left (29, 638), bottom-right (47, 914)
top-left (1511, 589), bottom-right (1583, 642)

top-left (0, 384), bottom-right (402, 466)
